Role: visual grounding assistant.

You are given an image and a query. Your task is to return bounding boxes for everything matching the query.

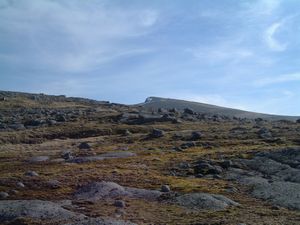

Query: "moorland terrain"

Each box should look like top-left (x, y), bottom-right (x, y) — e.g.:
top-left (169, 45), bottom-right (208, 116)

top-left (0, 91), bottom-right (300, 225)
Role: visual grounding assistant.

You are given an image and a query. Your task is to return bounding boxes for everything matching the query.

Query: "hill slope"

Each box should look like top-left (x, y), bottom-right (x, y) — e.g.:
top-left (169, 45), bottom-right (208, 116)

top-left (139, 97), bottom-right (300, 121)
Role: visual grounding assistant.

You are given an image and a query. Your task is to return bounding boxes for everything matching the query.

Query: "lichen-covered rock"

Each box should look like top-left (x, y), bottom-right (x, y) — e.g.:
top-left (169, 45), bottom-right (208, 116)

top-left (75, 181), bottom-right (162, 201)
top-left (175, 193), bottom-right (239, 211)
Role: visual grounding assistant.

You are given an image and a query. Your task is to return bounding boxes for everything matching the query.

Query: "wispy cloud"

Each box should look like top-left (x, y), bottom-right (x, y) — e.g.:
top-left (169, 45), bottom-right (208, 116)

top-left (244, 0), bottom-right (281, 16)
top-left (186, 44), bottom-right (253, 65)
top-left (0, 0), bottom-right (159, 72)
top-left (264, 22), bottom-right (287, 51)
top-left (254, 72), bottom-right (300, 86)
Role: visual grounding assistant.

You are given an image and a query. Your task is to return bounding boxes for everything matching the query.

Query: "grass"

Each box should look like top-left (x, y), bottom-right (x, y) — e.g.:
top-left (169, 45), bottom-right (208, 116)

top-left (1, 95), bottom-right (300, 224)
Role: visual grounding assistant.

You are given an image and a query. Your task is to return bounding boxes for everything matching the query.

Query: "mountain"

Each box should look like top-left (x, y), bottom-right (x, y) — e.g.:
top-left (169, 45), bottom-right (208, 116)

top-left (139, 96), bottom-right (300, 121)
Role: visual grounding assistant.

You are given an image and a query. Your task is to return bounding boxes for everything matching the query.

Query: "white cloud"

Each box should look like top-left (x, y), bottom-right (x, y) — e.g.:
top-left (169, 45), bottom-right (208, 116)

top-left (264, 22), bottom-right (287, 51)
top-left (254, 72), bottom-right (300, 86)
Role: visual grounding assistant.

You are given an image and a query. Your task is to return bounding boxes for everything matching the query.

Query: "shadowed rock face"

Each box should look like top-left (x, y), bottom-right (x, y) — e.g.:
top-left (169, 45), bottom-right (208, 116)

top-left (225, 148), bottom-right (300, 210)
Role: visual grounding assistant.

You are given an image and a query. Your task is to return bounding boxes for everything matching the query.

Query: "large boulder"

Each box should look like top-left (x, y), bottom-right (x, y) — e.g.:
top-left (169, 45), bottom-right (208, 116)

top-left (75, 181), bottom-right (162, 201)
top-left (175, 193), bottom-right (239, 211)
top-left (0, 200), bottom-right (135, 225)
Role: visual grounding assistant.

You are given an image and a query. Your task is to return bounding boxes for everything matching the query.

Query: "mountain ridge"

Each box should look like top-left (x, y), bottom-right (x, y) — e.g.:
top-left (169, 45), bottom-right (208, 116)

top-left (139, 96), bottom-right (300, 121)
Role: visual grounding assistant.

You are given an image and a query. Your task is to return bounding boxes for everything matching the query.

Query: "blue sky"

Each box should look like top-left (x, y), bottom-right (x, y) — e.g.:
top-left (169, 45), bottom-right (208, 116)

top-left (0, 0), bottom-right (300, 115)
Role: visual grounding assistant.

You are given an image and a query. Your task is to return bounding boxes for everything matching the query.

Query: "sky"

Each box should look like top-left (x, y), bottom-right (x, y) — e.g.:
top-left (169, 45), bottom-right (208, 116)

top-left (0, 0), bottom-right (300, 115)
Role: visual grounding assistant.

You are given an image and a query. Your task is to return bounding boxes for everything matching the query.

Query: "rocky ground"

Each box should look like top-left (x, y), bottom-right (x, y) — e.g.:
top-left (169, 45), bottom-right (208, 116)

top-left (0, 91), bottom-right (300, 224)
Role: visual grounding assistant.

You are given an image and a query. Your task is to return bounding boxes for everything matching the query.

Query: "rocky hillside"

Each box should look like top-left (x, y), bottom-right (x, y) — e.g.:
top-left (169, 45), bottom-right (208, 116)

top-left (0, 90), bottom-right (300, 225)
top-left (140, 96), bottom-right (300, 121)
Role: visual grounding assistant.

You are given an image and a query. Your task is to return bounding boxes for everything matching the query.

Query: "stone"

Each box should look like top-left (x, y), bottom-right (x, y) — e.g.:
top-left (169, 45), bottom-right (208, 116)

top-left (9, 189), bottom-right (19, 194)
top-left (225, 148), bottom-right (300, 210)
top-left (190, 131), bottom-right (202, 140)
top-left (161, 185), bottom-right (171, 193)
top-left (75, 181), bottom-right (162, 201)
top-left (46, 180), bottom-right (62, 189)
top-left (8, 123), bottom-right (25, 130)
top-left (184, 108), bottom-right (195, 115)
top-left (78, 142), bottom-right (91, 150)
top-left (0, 192), bottom-right (9, 199)
top-left (24, 119), bottom-right (43, 127)
top-left (220, 160), bottom-right (233, 169)
top-left (48, 120), bottom-right (57, 125)
top-left (150, 129), bottom-right (165, 138)
top-left (16, 182), bottom-right (25, 188)
top-left (172, 146), bottom-right (183, 152)
top-left (68, 152), bottom-right (136, 164)
top-left (258, 127), bottom-right (273, 139)
top-left (0, 200), bottom-right (135, 224)
top-left (123, 129), bottom-right (132, 136)
top-left (114, 200), bottom-right (126, 208)
top-left (56, 114), bottom-right (66, 122)
top-left (25, 170), bottom-right (39, 177)
top-left (180, 142), bottom-right (196, 149)
top-left (27, 156), bottom-right (49, 163)
top-left (175, 193), bottom-right (239, 211)
top-left (62, 151), bottom-right (73, 160)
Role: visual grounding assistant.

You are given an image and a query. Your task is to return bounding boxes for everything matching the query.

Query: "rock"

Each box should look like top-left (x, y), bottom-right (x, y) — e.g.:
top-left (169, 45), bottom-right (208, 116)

top-left (68, 152), bottom-right (136, 164)
top-left (225, 186), bottom-right (238, 193)
top-left (225, 148), bottom-right (300, 210)
top-left (194, 160), bottom-right (224, 175)
top-left (24, 119), bottom-right (44, 127)
top-left (8, 123), bottom-right (25, 130)
top-left (0, 192), bottom-right (9, 199)
top-left (220, 160), bottom-right (233, 169)
top-left (48, 119), bottom-right (57, 125)
top-left (190, 131), bottom-right (202, 140)
top-left (78, 142), bottom-right (91, 150)
top-left (150, 129), bottom-right (165, 138)
top-left (51, 158), bottom-right (65, 163)
top-left (0, 200), bottom-right (135, 225)
top-left (9, 189), bottom-right (19, 195)
top-left (75, 181), bottom-right (162, 201)
top-left (25, 170), bottom-right (39, 177)
top-left (16, 182), bottom-right (25, 188)
top-left (296, 119), bottom-right (300, 123)
top-left (56, 114), bottom-right (66, 122)
top-left (27, 156), bottom-right (49, 163)
top-left (123, 129), bottom-right (132, 136)
top-left (114, 200), bottom-right (126, 208)
top-left (195, 173), bottom-right (204, 178)
top-left (180, 141), bottom-right (196, 149)
top-left (62, 151), bottom-right (73, 160)
top-left (172, 146), bottom-right (183, 152)
top-left (184, 108), bottom-right (195, 115)
top-left (258, 127), bottom-right (273, 139)
top-left (161, 185), bottom-right (171, 193)
top-left (46, 180), bottom-right (62, 189)
top-left (175, 193), bottom-right (239, 211)
top-left (0, 200), bottom-right (82, 222)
